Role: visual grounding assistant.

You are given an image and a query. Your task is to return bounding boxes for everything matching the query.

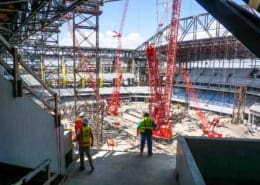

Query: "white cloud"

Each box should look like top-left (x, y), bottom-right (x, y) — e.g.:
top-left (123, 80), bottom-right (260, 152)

top-left (121, 32), bottom-right (145, 49)
top-left (99, 30), bottom-right (117, 48)
top-left (100, 30), bottom-right (145, 49)
top-left (59, 29), bottom-right (145, 49)
top-left (59, 32), bottom-right (73, 46)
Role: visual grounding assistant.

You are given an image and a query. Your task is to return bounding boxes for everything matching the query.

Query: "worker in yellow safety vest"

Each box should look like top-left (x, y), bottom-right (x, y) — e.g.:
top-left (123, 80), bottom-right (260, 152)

top-left (137, 112), bottom-right (156, 156)
top-left (77, 117), bottom-right (94, 172)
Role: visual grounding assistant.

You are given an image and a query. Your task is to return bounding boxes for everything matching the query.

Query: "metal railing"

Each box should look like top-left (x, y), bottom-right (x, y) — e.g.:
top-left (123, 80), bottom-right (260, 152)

top-left (11, 159), bottom-right (57, 185)
top-left (0, 47), bottom-right (60, 116)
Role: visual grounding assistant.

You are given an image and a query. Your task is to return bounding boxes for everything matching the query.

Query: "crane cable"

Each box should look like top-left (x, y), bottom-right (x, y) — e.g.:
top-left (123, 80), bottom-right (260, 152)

top-left (107, 0), bottom-right (130, 115)
top-left (156, 0), bottom-right (170, 30)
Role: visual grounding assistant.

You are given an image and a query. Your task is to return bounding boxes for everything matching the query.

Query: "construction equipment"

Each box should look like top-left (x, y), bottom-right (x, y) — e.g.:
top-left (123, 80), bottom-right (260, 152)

top-left (146, 44), bottom-right (163, 121)
top-left (179, 64), bottom-right (208, 129)
top-left (107, 0), bottom-right (129, 116)
top-left (179, 64), bottom-right (223, 138)
top-left (146, 0), bottom-right (181, 139)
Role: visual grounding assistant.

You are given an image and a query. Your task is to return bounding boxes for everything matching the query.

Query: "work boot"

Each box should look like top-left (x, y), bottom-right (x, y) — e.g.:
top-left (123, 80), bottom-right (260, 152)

top-left (89, 165), bottom-right (95, 173)
top-left (79, 166), bottom-right (85, 171)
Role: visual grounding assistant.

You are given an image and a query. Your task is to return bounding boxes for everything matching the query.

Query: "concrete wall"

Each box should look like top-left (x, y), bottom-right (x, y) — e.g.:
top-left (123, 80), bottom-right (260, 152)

top-left (176, 136), bottom-right (206, 185)
top-left (185, 136), bottom-right (260, 185)
top-left (0, 75), bottom-right (65, 173)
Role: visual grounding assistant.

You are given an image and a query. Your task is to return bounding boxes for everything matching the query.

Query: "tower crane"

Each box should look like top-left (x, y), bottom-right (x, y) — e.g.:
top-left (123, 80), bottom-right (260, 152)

top-left (107, 0), bottom-right (129, 115)
top-left (146, 0), bottom-right (181, 139)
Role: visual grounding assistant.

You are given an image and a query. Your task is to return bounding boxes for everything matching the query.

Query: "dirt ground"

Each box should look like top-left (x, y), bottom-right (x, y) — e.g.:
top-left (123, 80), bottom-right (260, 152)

top-left (62, 102), bottom-right (260, 155)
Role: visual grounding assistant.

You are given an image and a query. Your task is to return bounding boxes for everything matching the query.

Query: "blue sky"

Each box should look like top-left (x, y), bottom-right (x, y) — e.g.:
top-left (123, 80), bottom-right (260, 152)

top-left (100, 0), bottom-right (206, 37)
top-left (60, 0), bottom-right (207, 48)
top-left (59, 0), bottom-right (246, 49)
top-left (98, 0), bottom-right (207, 48)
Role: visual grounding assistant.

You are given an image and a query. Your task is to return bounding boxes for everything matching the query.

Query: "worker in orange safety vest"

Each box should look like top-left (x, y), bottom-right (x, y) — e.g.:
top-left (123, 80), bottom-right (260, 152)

top-left (77, 117), bottom-right (94, 172)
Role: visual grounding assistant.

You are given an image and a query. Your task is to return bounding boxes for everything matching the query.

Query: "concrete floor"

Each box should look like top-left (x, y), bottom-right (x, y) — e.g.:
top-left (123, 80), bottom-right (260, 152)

top-left (65, 150), bottom-right (177, 185)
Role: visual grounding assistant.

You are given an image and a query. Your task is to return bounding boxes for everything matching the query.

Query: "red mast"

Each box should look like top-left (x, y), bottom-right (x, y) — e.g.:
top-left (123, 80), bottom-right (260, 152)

top-left (107, 0), bottom-right (129, 115)
top-left (146, 0), bottom-right (181, 139)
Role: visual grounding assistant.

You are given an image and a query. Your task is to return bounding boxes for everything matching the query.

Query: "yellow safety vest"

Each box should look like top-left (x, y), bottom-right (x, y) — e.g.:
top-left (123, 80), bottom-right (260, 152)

top-left (79, 126), bottom-right (91, 147)
top-left (139, 117), bottom-right (153, 133)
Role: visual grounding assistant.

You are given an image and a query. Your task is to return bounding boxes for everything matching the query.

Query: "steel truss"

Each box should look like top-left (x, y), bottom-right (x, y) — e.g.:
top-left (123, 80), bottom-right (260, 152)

top-left (132, 12), bottom-right (257, 86)
top-left (133, 13), bottom-right (255, 59)
top-left (0, 1), bottom-right (107, 147)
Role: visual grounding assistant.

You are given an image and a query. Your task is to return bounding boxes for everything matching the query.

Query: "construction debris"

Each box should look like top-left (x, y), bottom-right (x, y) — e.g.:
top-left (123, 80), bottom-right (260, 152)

top-left (61, 101), bottom-right (260, 155)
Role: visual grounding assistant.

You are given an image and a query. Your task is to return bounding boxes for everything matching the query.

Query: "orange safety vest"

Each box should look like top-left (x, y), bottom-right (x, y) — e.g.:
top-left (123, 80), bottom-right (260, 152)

top-left (79, 126), bottom-right (91, 147)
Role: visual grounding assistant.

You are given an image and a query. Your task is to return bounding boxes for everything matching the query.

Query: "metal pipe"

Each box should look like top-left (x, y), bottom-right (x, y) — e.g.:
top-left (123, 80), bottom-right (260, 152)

top-left (96, 12), bottom-right (100, 101)
top-left (0, 57), bottom-right (55, 110)
top-left (18, 55), bottom-right (56, 97)
top-left (73, 13), bottom-right (77, 121)
top-left (12, 48), bottom-right (19, 97)
top-left (57, 33), bottom-right (61, 96)
top-left (23, 83), bottom-right (55, 110)
top-left (0, 34), bottom-right (11, 51)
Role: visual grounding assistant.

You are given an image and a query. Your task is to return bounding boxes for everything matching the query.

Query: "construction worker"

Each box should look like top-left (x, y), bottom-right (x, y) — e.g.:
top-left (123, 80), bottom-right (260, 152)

top-left (77, 117), bottom-right (94, 172)
top-left (136, 112), bottom-right (156, 156)
top-left (74, 112), bottom-right (85, 136)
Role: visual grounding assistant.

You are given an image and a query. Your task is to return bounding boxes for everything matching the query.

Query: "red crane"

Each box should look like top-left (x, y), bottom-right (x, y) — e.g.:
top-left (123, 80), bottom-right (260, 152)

top-left (179, 64), bottom-right (222, 138)
top-left (179, 64), bottom-right (208, 129)
top-left (107, 0), bottom-right (129, 115)
top-left (146, 0), bottom-right (181, 139)
top-left (146, 44), bottom-right (163, 120)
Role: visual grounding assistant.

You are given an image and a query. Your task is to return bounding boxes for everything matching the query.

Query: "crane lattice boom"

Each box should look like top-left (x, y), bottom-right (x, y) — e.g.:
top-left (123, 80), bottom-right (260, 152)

top-left (107, 0), bottom-right (129, 115)
top-left (146, 0), bottom-right (181, 139)
top-left (179, 64), bottom-right (208, 128)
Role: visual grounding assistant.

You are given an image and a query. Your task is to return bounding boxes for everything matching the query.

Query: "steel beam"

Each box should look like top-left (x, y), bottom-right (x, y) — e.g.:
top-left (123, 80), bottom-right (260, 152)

top-left (0, 33), bottom-right (11, 51)
top-left (196, 0), bottom-right (260, 58)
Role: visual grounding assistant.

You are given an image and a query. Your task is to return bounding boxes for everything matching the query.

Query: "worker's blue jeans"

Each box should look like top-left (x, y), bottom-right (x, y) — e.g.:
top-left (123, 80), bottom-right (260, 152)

top-left (79, 146), bottom-right (94, 170)
top-left (140, 132), bottom-right (153, 156)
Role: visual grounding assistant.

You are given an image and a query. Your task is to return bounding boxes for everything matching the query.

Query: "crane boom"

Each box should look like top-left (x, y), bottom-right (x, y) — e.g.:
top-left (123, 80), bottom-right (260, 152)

top-left (179, 64), bottom-right (208, 128)
top-left (146, 0), bottom-right (181, 139)
top-left (146, 44), bottom-right (163, 120)
top-left (107, 0), bottom-right (129, 115)
top-left (163, 0), bottom-right (181, 122)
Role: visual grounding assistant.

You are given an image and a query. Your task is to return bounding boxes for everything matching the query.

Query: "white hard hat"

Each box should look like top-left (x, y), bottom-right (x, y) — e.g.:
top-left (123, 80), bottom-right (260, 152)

top-left (79, 112), bottom-right (85, 117)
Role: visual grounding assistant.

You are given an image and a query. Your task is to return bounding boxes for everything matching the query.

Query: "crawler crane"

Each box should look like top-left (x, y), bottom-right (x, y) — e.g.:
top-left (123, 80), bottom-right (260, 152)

top-left (146, 0), bottom-right (181, 139)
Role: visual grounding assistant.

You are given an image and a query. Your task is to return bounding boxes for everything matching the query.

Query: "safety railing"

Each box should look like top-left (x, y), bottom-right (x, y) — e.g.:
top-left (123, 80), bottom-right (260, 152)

top-left (0, 48), bottom-right (60, 123)
top-left (11, 159), bottom-right (58, 185)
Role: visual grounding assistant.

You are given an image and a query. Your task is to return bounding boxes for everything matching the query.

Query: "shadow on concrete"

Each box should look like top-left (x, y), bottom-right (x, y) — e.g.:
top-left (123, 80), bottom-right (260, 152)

top-left (65, 150), bottom-right (177, 185)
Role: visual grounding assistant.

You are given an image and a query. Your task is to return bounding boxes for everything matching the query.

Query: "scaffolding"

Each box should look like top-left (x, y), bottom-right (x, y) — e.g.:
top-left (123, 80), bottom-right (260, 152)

top-left (0, 0), bottom-right (106, 147)
top-left (0, 4), bottom-right (259, 143)
top-left (232, 85), bottom-right (247, 124)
